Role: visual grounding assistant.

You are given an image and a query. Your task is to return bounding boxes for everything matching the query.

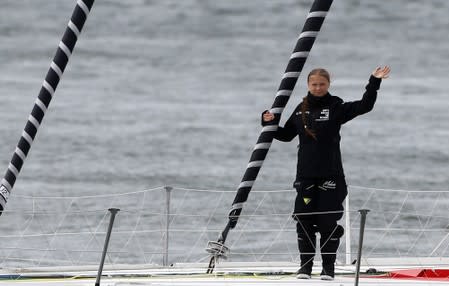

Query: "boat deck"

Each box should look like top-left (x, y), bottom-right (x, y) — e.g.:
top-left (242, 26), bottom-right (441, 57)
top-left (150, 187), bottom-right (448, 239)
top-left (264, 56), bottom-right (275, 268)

top-left (2, 276), bottom-right (446, 286)
top-left (2, 260), bottom-right (449, 286)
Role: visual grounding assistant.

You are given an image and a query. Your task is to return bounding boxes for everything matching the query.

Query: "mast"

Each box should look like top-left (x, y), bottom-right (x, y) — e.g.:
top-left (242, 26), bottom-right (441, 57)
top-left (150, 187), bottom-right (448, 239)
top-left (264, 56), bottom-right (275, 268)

top-left (0, 0), bottom-right (96, 214)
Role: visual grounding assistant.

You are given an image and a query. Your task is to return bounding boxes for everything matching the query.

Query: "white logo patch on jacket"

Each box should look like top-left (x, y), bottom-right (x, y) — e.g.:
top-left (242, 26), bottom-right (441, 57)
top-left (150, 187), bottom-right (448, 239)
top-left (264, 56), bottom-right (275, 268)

top-left (318, 180), bottom-right (336, 191)
top-left (315, 109), bottom-right (329, 121)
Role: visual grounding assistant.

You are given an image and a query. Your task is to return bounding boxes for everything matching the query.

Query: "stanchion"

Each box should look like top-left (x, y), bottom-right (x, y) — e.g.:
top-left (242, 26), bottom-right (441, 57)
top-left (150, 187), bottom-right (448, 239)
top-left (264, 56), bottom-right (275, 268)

top-left (354, 209), bottom-right (369, 286)
top-left (95, 208), bottom-right (120, 286)
top-left (163, 186), bottom-right (172, 266)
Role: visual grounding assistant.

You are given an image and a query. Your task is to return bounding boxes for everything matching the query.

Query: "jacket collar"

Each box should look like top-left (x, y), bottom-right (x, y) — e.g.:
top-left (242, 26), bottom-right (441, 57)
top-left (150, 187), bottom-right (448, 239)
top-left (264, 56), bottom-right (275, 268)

top-left (307, 92), bottom-right (330, 108)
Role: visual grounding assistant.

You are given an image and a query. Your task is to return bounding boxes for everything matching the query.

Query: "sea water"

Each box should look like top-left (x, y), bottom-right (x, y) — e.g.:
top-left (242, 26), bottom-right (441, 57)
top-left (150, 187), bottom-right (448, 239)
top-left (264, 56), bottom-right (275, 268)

top-left (0, 0), bottom-right (448, 266)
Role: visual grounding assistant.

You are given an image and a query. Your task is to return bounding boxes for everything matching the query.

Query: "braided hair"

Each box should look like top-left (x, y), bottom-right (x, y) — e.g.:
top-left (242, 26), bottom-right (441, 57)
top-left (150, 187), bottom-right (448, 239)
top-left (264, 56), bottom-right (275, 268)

top-left (301, 68), bottom-right (331, 140)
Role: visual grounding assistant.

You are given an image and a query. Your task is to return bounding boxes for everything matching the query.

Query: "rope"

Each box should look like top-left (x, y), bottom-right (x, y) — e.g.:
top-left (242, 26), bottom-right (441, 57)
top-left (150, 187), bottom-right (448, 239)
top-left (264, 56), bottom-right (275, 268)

top-left (1, 185), bottom-right (449, 269)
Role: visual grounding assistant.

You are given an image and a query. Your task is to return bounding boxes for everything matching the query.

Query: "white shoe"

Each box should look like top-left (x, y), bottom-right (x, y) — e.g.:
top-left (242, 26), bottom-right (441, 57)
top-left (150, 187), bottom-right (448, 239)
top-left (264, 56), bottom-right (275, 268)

top-left (296, 273), bottom-right (311, 279)
top-left (320, 274), bottom-right (334, 281)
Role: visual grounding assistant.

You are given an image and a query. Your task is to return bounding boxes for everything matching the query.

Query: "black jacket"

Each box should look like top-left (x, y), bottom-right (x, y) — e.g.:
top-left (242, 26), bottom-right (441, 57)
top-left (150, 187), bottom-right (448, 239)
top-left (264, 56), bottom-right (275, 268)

top-left (267, 75), bottom-right (382, 181)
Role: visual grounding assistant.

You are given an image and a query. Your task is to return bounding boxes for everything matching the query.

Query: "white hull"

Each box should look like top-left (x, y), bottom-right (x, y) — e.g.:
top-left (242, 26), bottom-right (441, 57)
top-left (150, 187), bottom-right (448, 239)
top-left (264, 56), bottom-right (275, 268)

top-left (1, 260), bottom-right (449, 286)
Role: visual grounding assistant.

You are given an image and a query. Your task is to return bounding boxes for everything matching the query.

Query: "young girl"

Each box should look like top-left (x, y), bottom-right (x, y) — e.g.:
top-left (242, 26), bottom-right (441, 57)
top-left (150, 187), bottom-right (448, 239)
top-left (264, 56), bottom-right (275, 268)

top-left (262, 66), bottom-right (390, 280)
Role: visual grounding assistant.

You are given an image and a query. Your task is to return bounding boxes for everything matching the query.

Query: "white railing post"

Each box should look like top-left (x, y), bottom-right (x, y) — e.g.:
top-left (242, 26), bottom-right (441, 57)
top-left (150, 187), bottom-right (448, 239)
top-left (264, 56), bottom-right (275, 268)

top-left (163, 186), bottom-right (172, 266)
top-left (345, 195), bottom-right (351, 265)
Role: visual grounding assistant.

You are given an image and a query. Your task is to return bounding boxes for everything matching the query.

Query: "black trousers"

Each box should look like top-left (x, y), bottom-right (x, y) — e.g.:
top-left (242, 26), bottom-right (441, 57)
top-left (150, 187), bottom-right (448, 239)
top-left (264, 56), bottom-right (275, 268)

top-left (293, 178), bottom-right (346, 269)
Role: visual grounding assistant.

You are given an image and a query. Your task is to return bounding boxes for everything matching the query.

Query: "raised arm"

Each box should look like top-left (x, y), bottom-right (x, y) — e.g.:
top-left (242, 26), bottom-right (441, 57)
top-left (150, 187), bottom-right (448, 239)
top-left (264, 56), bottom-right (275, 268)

top-left (337, 66), bottom-right (390, 124)
top-left (372, 66), bottom-right (391, 79)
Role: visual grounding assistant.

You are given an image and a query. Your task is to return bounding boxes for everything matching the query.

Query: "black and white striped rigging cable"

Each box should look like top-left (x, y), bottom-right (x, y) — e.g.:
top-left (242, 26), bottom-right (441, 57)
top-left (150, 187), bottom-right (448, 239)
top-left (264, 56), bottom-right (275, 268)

top-left (0, 0), bottom-right (95, 214)
top-left (206, 1), bottom-right (334, 274)
top-left (229, 0), bottom-right (334, 227)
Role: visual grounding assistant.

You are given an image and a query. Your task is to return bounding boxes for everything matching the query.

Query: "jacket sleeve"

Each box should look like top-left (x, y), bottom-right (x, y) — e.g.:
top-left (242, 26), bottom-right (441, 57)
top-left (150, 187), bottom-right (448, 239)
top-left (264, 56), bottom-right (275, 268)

top-left (336, 75), bottom-right (382, 124)
top-left (261, 109), bottom-right (298, 142)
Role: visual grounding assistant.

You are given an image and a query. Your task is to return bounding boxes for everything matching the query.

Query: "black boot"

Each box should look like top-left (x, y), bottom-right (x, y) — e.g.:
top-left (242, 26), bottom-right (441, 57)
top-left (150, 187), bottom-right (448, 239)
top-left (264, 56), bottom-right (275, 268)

top-left (320, 263), bottom-right (335, 280)
top-left (296, 221), bottom-right (317, 279)
top-left (319, 225), bottom-right (343, 280)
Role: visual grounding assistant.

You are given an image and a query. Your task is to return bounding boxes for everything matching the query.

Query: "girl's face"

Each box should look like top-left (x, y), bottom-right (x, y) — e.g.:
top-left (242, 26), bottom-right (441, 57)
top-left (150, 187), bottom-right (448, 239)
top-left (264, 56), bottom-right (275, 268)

top-left (307, 74), bottom-right (330, 97)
